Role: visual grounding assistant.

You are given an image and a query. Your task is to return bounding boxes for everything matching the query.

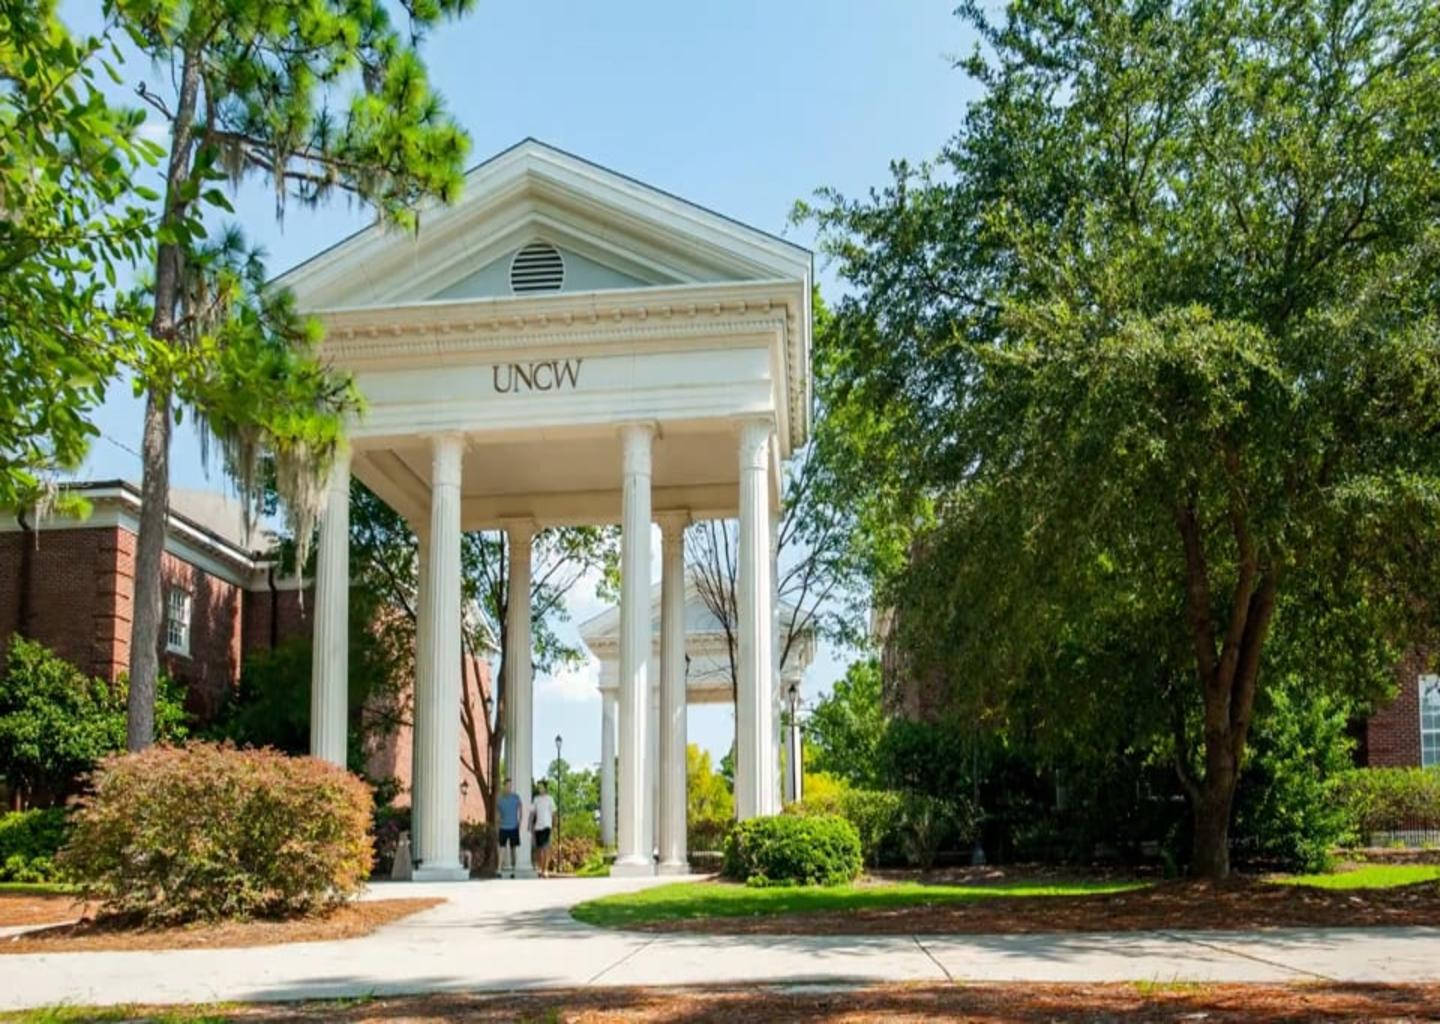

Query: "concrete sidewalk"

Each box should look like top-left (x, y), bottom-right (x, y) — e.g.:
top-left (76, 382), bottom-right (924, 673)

top-left (3, 877), bottom-right (1439, 1010)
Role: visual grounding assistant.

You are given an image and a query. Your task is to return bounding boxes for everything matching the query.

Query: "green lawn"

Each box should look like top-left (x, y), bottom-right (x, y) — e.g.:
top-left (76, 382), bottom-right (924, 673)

top-left (1270, 863), bottom-right (1440, 889)
top-left (0, 882), bottom-right (75, 896)
top-left (570, 878), bottom-right (1147, 929)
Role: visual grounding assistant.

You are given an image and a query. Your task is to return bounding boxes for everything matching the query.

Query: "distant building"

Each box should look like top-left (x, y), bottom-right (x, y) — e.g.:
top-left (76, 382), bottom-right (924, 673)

top-left (0, 479), bottom-right (490, 819)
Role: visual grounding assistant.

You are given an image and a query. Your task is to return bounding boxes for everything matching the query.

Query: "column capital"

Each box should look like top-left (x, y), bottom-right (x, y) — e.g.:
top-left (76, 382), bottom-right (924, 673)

top-left (655, 509), bottom-right (690, 538)
top-left (431, 432), bottom-right (465, 486)
top-left (325, 444), bottom-right (352, 495)
top-left (737, 418), bottom-right (773, 472)
top-left (501, 516), bottom-right (536, 550)
top-left (620, 421), bottom-right (656, 477)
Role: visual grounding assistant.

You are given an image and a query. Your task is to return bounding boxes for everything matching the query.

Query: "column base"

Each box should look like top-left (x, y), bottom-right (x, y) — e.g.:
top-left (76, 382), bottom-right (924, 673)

top-left (657, 860), bottom-right (690, 876)
top-left (412, 863), bottom-right (471, 882)
top-left (611, 857), bottom-right (656, 878)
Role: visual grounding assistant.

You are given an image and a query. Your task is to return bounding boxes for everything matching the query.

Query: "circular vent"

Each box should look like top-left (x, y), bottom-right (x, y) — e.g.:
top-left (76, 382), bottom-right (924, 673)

top-left (509, 241), bottom-right (565, 294)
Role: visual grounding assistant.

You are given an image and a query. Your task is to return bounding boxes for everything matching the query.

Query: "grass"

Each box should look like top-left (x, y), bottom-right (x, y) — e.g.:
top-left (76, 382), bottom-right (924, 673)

top-left (1270, 863), bottom-right (1440, 889)
top-left (0, 882), bottom-right (75, 896)
top-left (570, 877), bottom-right (1147, 929)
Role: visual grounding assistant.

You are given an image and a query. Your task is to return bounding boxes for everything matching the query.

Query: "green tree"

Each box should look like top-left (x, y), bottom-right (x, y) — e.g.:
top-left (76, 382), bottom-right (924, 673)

top-left (106, 0), bottom-right (472, 750)
top-left (807, 0), bottom-right (1440, 877)
top-left (0, 0), bottom-right (156, 511)
top-left (804, 658), bottom-right (886, 789)
top-left (543, 756), bottom-right (599, 842)
top-left (686, 743), bottom-right (734, 851)
top-left (0, 638), bottom-right (185, 807)
top-left (213, 585), bottom-right (408, 777)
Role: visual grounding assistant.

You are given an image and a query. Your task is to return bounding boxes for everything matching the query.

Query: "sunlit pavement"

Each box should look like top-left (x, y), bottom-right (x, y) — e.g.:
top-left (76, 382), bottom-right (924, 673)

top-left (3, 875), bottom-right (1439, 1010)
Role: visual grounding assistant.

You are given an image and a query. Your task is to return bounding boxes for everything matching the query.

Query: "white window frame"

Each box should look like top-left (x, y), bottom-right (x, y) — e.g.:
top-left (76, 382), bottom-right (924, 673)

top-left (1421, 674), bottom-right (1440, 769)
top-left (165, 586), bottom-right (192, 657)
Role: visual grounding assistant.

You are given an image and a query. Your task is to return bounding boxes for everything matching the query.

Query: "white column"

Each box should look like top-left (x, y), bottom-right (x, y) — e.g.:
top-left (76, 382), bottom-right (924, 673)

top-left (657, 512), bottom-right (689, 874)
top-left (310, 447), bottom-right (350, 766)
top-left (600, 689), bottom-right (617, 848)
top-left (613, 422), bottom-right (655, 876)
top-left (736, 420), bottom-right (775, 819)
top-left (411, 528), bottom-right (430, 815)
top-left (506, 521), bottom-right (536, 877)
top-left (413, 434), bottom-right (467, 881)
top-left (770, 506), bottom-right (784, 810)
top-left (645, 683), bottom-right (659, 858)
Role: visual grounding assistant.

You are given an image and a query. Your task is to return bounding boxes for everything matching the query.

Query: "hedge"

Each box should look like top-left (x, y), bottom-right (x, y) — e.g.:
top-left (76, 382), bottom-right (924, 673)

top-left (0, 807), bottom-right (69, 883)
top-left (723, 814), bottom-right (861, 886)
top-left (1335, 767), bottom-right (1440, 843)
top-left (61, 743), bottom-right (372, 923)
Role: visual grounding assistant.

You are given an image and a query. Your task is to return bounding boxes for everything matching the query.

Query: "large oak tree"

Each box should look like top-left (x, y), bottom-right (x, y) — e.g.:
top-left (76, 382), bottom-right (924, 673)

top-left (808, 0), bottom-right (1440, 878)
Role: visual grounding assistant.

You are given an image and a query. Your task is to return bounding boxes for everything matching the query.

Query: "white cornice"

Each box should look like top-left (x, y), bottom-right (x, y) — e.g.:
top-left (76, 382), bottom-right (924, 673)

top-left (316, 279), bottom-right (808, 452)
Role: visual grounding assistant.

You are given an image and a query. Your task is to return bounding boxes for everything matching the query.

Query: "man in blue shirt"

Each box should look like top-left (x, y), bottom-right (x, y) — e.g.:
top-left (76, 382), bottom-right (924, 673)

top-left (496, 777), bottom-right (523, 878)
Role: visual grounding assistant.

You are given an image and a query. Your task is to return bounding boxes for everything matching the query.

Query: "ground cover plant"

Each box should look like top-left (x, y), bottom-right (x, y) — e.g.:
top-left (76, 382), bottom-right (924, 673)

top-left (60, 743), bottom-right (371, 923)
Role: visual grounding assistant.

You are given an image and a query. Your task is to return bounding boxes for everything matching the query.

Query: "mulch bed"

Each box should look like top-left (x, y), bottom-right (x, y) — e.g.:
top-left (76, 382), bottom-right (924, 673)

top-left (34, 984), bottom-right (1440, 1023)
top-left (0, 897), bottom-right (442, 954)
top-left (638, 877), bottom-right (1440, 935)
top-left (0, 891), bottom-right (100, 929)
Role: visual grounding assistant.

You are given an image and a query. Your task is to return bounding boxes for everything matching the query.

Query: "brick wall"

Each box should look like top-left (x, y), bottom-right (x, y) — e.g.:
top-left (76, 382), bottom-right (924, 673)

top-left (157, 550), bottom-right (243, 720)
top-left (364, 652), bottom-right (492, 823)
top-left (240, 585), bottom-right (313, 656)
top-left (1363, 648), bottom-right (1429, 768)
top-left (0, 524), bottom-right (249, 722)
top-left (0, 526), bottom-right (127, 680)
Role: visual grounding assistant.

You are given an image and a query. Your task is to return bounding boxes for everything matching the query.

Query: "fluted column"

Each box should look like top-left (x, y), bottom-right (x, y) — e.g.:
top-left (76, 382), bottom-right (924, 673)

top-left (770, 506), bottom-right (784, 810)
top-left (657, 511), bottom-right (690, 874)
top-left (310, 447), bottom-right (350, 766)
top-left (613, 422), bottom-right (655, 875)
top-left (600, 689), bottom-right (617, 848)
top-left (736, 419), bottom-right (775, 819)
top-left (411, 528), bottom-right (430, 815)
top-left (506, 521), bottom-right (536, 876)
top-left (413, 433), bottom-right (468, 881)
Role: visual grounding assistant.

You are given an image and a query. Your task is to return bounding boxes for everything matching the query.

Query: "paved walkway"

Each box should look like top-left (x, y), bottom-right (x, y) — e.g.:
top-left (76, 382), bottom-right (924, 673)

top-left (4, 877), bottom-right (1440, 1010)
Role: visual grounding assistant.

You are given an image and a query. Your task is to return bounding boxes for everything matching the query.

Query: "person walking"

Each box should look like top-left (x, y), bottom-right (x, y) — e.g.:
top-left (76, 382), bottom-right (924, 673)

top-left (496, 777), bottom-right (523, 878)
top-left (530, 779), bottom-right (558, 878)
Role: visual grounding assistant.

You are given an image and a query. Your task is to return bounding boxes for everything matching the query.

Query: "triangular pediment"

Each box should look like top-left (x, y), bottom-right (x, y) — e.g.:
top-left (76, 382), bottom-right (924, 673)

top-left (274, 139), bottom-right (810, 311)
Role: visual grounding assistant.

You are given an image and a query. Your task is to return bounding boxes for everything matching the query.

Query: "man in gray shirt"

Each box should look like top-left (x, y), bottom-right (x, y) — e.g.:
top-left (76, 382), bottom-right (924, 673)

top-left (496, 777), bottom-right (523, 878)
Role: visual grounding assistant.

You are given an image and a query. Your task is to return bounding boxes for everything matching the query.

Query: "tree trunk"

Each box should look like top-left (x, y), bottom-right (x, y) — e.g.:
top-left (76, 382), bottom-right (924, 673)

top-left (126, 387), bottom-right (171, 750)
top-left (125, 49), bottom-right (200, 751)
top-left (1191, 776), bottom-right (1235, 880)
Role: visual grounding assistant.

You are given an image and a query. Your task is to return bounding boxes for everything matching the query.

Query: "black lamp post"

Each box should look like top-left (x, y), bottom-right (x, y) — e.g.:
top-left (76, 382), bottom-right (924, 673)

top-left (555, 733), bottom-right (563, 766)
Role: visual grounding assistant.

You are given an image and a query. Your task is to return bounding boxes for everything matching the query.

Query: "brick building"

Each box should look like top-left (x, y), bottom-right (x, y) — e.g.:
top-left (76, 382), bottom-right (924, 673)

top-left (0, 480), bottom-right (491, 819)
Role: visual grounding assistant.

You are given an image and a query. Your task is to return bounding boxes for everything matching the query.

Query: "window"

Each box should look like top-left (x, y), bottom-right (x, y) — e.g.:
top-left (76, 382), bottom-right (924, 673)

top-left (1422, 675), bottom-right (1440, 768)
top-left (165, 587), bottom-right (191, 657)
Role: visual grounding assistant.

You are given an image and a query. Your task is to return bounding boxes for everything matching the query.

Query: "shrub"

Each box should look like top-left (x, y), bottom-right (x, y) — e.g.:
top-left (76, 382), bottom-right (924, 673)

top-left (0, 808), bottom-right (69, 882)
top-left (790, 781), bottom-right (902, 867)
top-left (548, 834), bottom-right (601, 875)
top-left (1337, 767), bottom-right (1440, 844)
top-left (723, 814), bottom-right (861, 886)
top-left (372, 804), bottom-right (411, 877)
top-left (0, 638), bottom-right (186, 807)
top-left (898, 791), bottom-right (977, 870)
top-left (1230, 681), bottom-right (1358, 871)
top-left (61, 743), bottom-right (372, 923)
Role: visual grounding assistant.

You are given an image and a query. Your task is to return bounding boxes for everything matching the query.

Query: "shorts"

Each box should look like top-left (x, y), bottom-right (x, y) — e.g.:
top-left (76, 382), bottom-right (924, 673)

top-left (534, 827), bottom-right (552, 850)
top-left (499, 827), bottom-right (520, 848)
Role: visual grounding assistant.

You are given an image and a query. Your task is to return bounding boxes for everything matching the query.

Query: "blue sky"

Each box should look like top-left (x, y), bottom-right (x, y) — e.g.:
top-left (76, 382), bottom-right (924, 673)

top-left (61, 2), bottom-right (983, 776)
